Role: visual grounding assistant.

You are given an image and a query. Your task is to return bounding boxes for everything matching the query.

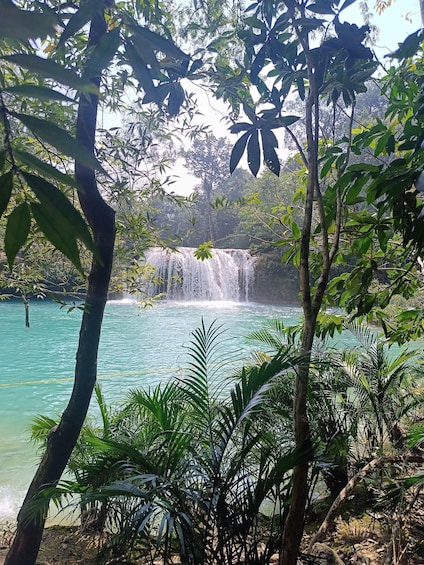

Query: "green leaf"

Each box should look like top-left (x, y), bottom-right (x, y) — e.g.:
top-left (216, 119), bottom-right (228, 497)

top-left (375, 131), bottom-right (392, 156)
top-left (1, 55), bottom-right (97, 94)
top-left (261, 128), bottom-right (280, 176)
top-left (320, 154), bottom-right (337, 178)
top-left (11, 112), bottom-right (107, 174)
top-left (83, 27), bottom-right (121, 79)
top-left (250, 45), bottom-right (266, 83)
top-left (230, 122), bottom-right (252, 134)
top-left (0, 171), bottom-right (13, 219)
top-left (5, 201), bottom-right (31, 269)
top-left (278, 115), bottom-right (300, 127)
top-left (14, 150), bottom-right (80, 189)
top-left (58, 0), bottom-right (102, 45)
top-left (230, 131), bottom-right (250, 174)
top-left (193, 241), bottom-right (213, 260)
top-left (263, 144), bottom-right (280, 176)
top-left (387, 30), bottom-right (424, 60)
top-left (167, 82), bottom-right (185, 116)
top-left (130, 25), bottom-right (189, 60)
top-left (307, 1), bottom-right (335, 14)
top-left (247, 129), bottom-right (261, 177)
top-left (291, 221), bottom-right (300, 238)
top-left (0, 3), bottom-right (58, 41)
top-left (30, 202), bottom-right (83, 274)
top-left (125, 41), bottom-right (158, 104)
top-left (23, 173), bottom-right (96, 256)
top-left (345, 178), bottom-right (365, 205)
top-left (3, 85), bottom-right (74, 102)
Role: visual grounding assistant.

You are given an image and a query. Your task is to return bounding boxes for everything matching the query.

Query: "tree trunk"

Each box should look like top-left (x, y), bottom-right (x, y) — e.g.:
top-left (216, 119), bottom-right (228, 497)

top-left (279, 53), bottom-right (322, 565)
top-left (5, 10), bottom-right (115, 565)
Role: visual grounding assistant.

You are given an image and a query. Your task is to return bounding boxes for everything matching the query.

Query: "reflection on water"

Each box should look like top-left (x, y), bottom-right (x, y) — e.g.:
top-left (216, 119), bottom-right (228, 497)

top-left (0, 299), bottom-right (306, 521)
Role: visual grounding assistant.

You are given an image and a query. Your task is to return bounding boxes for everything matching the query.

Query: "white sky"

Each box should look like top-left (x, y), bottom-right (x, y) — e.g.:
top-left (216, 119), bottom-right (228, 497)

top-left (165, 1), bottom-right (424, 195)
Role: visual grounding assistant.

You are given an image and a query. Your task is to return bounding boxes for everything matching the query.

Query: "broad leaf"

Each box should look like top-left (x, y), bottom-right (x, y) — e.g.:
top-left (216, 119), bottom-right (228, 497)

top-left (262, 142), bottom-right (280, 176)
top-left (5, 201), bottom-right (31, 269)
top-left (230, 131), bottom-right (250, 174)
top-left (58, 0), bottom-right (103, 45)
top-left (278, 115), bottom-right (301, 127)
top-left (0, 3), bottom-right (58, 41)
top-left (14, 150), bottom-right (80, 189)
top-left (23, 173), bottom-right (96, 256)
top-left (130, 25), bottom-right (188, 60)
top-left (1, 55), bottom-right (97, 94)
top-left (3, 85), bottom-right (74, 102)
top-left (167, 83), bottom-right (184, 116)
top-left (0, 171), bottom-right (13, 218)
top-left (229, 122), bottom-right (253, 134)
top-left (261, 128), bottom-right (280, 176)
top-left (30, 202), bottom-right (83, 274)
top-left (125, 41), bottom-right (158, 104)
top-left (307, 1), bottom-right (335, 14)
top-left (247, 129), bottom-right (261, 177)
top-left (11, 112), bottom-right (107, 174)
top-left (83, 27), bottom-right (121, 79)
top-left (250, 45), bottom-right (266, 83)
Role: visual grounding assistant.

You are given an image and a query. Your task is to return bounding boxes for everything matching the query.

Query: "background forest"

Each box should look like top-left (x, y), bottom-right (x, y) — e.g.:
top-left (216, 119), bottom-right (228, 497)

top-left (1, 0), bottom-right (424, 564)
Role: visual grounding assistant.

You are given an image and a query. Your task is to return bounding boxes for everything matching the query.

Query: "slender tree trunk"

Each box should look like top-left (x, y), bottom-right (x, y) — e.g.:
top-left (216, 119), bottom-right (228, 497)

top-left (279, 53), bottom-right (323, 565)
top-left (5, 10), bottom-right (115, 565)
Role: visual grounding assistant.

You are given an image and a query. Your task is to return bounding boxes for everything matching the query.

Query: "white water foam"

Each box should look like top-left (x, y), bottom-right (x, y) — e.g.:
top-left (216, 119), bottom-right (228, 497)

top-left (0, 485), bottom-right (24, 525)
top-left (144, 247), bottom-right (256, 302)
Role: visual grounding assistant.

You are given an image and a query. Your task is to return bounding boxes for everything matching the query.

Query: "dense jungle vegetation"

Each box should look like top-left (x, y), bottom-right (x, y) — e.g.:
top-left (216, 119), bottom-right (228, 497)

top-left (1, 0), bottom-right (424, 564)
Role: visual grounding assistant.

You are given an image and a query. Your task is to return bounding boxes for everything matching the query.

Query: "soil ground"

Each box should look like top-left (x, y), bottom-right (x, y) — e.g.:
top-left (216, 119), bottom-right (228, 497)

top-left (1, 505), bottom-right (424, 565)
top-left (0, 525), bottom-right (98, 565)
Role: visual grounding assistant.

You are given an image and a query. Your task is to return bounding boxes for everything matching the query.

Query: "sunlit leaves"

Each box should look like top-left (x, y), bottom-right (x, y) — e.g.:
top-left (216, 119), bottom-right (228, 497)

top-left (193, 241), bottom-right (213, 260)
top-left (5, 201), bottom-right (31, 269)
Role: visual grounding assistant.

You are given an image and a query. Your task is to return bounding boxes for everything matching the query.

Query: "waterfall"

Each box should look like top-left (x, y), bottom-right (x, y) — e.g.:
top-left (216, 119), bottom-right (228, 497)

top-left (144, 247), bottom-right (256, 301)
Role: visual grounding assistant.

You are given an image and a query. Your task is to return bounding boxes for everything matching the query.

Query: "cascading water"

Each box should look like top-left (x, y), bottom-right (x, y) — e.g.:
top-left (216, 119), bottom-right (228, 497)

top-left (144, 247), bottom-right (256, 301)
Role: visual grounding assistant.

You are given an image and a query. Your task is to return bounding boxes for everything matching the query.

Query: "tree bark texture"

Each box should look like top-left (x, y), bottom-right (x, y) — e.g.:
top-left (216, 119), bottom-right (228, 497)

top-left (5, 10), bottom-right (115, 565)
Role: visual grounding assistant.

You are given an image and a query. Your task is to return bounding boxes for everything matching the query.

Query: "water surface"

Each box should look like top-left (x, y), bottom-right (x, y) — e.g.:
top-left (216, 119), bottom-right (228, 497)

top-left (1, 299), bottom-right (306, 521)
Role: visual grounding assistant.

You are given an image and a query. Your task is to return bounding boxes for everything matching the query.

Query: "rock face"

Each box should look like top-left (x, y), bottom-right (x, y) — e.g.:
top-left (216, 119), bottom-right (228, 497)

top-left (252, 253), bottom-right (300, 305)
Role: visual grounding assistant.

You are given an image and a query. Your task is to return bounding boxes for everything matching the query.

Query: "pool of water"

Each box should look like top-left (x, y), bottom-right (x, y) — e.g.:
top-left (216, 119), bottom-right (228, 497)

top-left (1, 298), bottom-right (312, 521)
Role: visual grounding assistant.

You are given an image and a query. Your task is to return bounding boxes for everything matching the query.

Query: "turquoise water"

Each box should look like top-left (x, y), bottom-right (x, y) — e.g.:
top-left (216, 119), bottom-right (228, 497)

top-left (1, 298), bottom-right (310, 521)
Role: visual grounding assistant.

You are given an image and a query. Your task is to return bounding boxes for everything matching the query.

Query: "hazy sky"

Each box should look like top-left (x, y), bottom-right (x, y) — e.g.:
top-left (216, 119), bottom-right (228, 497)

top-left (171, 1), bottom-right (423, 194)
